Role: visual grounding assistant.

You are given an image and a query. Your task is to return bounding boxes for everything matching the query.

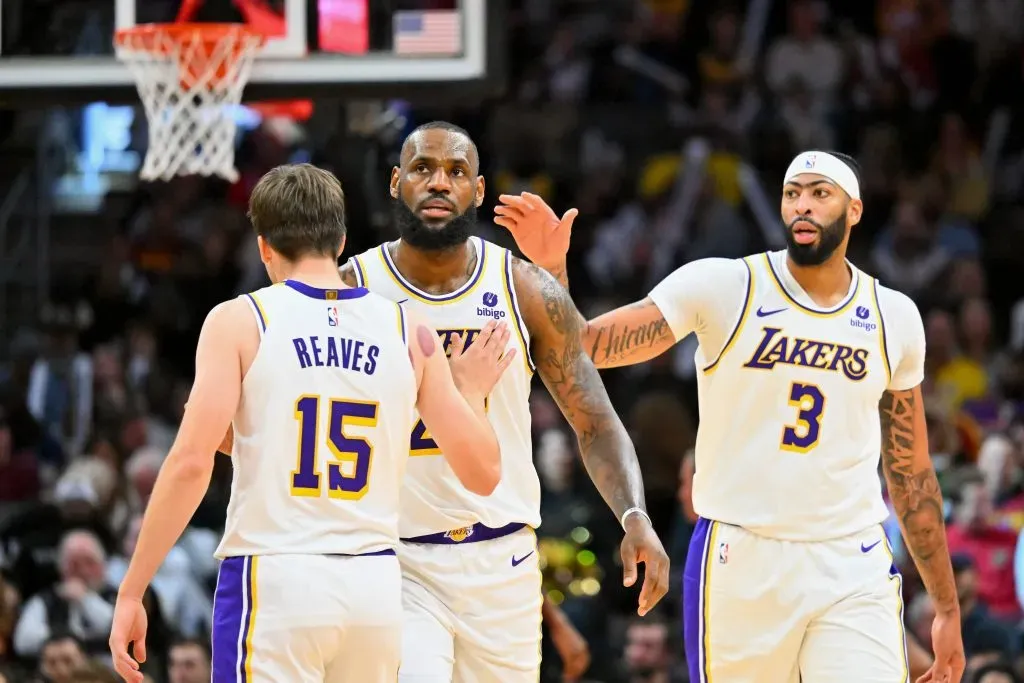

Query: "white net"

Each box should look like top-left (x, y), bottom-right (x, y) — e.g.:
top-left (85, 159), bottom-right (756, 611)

top-left (115, 25), bottom-right (264, 182)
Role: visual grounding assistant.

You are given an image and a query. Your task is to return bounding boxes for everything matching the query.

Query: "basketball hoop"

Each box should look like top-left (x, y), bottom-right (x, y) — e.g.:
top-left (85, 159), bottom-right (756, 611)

top-left (114, 23), bottom-right (265, 182)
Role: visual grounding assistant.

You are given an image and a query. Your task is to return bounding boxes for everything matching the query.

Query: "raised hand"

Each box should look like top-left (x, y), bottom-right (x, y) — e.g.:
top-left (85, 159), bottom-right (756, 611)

top-left (495, 192), bottom-right (577, 272)
top-left (448, 320), bottom-right (517, 398)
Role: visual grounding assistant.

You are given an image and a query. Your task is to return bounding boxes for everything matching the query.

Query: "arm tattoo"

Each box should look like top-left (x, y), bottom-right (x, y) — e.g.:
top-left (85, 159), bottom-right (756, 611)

top-left (879, 388), bottom-right (958, 611)
top-left (588, 300), bottom-right (673, 367)
top-left (547, 262), bottom-right (569, 289)
top-left (338, 261), bottom-right (358, 287)
top-left (514, 258), bottom-right (646, 520)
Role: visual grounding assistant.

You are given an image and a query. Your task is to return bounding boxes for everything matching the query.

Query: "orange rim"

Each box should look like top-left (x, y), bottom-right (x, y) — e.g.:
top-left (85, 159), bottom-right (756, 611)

top-left (114, 23), bottom-right (266, 53)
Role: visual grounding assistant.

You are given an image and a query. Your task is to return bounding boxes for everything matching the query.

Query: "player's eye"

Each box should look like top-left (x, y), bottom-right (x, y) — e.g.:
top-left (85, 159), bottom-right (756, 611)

top-left (415, 164), bottom-right (429, 173)
top-left (451, 168), bottom-right (465, 177)
top-left (815, 188), bottom-right (830, 198)
top-left (784, 190), bottom-right (797, 199)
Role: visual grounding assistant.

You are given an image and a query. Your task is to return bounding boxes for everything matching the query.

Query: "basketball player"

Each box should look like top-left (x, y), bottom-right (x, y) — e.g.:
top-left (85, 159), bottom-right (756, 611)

top-left (338, 121), bottom-right (670, 682)
top-left (496, 151), bottom-right (965, 682)
top-left (108, 163), bottom-right (515, 683)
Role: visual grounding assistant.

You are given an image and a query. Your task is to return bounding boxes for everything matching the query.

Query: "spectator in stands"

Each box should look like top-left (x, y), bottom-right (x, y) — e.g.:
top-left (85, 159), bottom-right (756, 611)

top-left (167, 638), bottom-right (211, 683)
top-left (106, 514), bottom-right (211, 638)
top-left (621, 613), bottom-right (677, 683)
top-left (765, 0), bottom-right (843, 110)
top-left (0, 404), bottom-right (40, 503)
top-left (12, 531), bottom-right (115, 660)
top-left (33, 634), bottom-right (86, 683)
top-left (0, 470), bottom-right (116, 599)
top-left (949, 551), bottom-right (1018, 662)
top-left (970, 661), bottom-right (1022, 683)
top-left (946, 470), bottom-right (1021, 621)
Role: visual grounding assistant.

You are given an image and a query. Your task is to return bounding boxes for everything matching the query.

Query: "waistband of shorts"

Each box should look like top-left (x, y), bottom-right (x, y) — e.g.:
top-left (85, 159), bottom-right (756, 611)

top-left (328, 548), bottom-right (397, 557)
top-left (400, 522), bottom-right (527, 545)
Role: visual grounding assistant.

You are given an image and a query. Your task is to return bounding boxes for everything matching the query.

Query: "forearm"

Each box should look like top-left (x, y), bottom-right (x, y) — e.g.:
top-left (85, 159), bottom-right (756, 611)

top-left (880, 388), bottom-right (958, 613)
top-left (575, 417), bottom-right (647, 521)
top-left (120, 456), bottom-right (213, 600)
top-left (583, 305), bottom-right (675, 369)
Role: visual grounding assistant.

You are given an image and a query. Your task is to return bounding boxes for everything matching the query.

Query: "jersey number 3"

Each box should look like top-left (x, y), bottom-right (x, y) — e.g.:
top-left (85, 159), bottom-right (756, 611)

top-left (290, 395), bottom-right (378, 500)
top-left (781, 382), bottom-right (825, 453)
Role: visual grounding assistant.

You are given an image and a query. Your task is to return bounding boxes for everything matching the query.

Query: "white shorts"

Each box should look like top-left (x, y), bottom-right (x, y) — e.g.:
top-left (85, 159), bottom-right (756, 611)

top-left (397, 524), bottom-right (542, 683)
top-left (683, 518), bottom-right (909, 683)
top-left (212, 552), bottom-right (402, 683)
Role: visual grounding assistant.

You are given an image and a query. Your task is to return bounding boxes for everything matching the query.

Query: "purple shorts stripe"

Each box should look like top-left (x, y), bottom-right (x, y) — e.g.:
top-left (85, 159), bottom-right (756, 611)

top-left (212, 556), bottom-right (258, 683)
top-left (683, 517), bottom-right (717, 683)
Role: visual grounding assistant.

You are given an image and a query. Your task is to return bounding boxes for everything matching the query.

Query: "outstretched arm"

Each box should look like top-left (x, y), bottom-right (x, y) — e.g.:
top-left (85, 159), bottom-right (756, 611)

top-left (512, 257), bottom-right (669, 614)
top-left (495, 193), bottom-right (742, 369)
top-left (120, 299), bottom-right (250, 600)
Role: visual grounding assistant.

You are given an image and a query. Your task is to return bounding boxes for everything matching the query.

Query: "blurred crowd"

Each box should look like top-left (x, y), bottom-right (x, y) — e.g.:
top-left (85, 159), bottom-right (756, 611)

top-left (2, 0), bottom-right (1024, 681)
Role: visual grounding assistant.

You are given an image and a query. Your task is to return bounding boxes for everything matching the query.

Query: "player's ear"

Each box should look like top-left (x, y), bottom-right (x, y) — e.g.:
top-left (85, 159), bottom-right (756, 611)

top-left (336, 235), bottom-right (347, 259)
top-left (847, 197), bottom-right (863, 227)
top-left (474, 175), bottom-right (485, 208)
top-left (390, 168), bottom-right (400, 199)
top-left (256, 235), bottom-right (272, 265)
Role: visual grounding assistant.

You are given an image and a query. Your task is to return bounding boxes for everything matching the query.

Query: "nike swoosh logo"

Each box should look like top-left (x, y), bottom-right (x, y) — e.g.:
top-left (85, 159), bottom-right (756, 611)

top-left (511, 551), bottom-right (534, 567)
top-left (756, 306), bottom-right (787, 317)
top-left (397, 299), bottom-right (409, 305)
top-left (861, 540), bottom-right (881, 553)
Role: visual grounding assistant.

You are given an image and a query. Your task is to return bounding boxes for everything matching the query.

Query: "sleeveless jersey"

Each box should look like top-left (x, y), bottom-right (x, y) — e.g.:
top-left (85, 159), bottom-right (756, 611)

top-left (348, 236), bottom-right (541, 538)
top-left (692, 251), bottom-right (892, 541)
top-left (215, 280), bottom-right (417, 558)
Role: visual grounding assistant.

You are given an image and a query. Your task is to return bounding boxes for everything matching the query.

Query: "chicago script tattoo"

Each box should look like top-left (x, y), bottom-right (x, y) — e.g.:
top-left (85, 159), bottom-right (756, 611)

top-left (588, 300), bottom-right (673, 367)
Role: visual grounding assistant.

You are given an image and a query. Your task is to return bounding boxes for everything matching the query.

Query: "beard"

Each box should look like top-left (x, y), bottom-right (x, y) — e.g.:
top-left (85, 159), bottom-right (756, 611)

top-left (392, 196), bottom-right (477, 251)
top-left (784, 211), bottom-right (847, 266)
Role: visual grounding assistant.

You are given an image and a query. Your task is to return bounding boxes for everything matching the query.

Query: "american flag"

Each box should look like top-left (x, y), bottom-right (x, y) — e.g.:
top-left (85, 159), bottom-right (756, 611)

top-left (393, 10), bottom-right (461, 56)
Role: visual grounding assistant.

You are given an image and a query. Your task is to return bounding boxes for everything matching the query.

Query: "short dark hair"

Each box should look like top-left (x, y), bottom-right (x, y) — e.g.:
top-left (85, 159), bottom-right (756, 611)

top-left (402, 120), bottom-right (479, 171)
top-left (248, 163), bottom-right (347, 261)
top-left (170, 636), bottom-right (212, 660)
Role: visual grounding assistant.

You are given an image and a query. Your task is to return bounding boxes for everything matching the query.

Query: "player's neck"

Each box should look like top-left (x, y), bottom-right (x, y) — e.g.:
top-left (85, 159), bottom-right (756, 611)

top-left (392, 239), bottom-right (475, 286)
top-left (785, 251), bottom-right (852, 308)
top-left (280, 258), bottom-right (350, 289)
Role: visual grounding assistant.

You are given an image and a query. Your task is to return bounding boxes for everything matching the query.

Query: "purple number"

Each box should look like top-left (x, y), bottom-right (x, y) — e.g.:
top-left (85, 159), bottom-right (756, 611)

top-left (410, 420), bottom-right (441, 456)
top-left (291, 395), bottom-right (321, 496)
top-left (781, 382), bottom-right (825, 452)
top-left (409, 396), bottom-right (490, 456)
top-left (326, 400), bottom-right (378, 499)
top-left (290, 396), bottom-right (379, 499)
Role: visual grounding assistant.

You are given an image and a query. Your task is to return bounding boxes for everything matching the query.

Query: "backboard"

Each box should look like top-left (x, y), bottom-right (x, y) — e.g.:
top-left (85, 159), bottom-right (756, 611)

top-left (0, 0), bottom-right (502, 103)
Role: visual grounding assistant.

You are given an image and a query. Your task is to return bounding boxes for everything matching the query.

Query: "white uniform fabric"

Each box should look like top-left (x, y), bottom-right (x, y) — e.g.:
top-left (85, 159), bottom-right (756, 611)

top-left (349, 237), bottom-right (543, 682)
top-left (212, 280), bottom-right (415, 682)
top-left (649, 251), bottom-right (924, 682)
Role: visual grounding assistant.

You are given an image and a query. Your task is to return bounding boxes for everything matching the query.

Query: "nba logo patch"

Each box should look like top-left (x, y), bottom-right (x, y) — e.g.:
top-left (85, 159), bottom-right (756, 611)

top-left (804, 154), bottom-right (816, 169)
top-left (718, 542), bottom-right (729, 564)
top-left (327, 306), bottom-right (339, 327)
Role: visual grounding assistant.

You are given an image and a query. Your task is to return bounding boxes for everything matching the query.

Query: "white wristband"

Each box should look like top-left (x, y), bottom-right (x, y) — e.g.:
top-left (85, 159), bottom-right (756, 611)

top-left (620, 507), bottom-right (652, 530)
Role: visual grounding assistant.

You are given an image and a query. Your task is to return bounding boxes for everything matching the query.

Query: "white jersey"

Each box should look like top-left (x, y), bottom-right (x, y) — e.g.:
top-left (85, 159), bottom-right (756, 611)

top-left (215, 280), bottom-right (417, 558)
top-left (348, 236), bottom-right (540, 538)
top-left (649, 250), bottom-right (926, 541)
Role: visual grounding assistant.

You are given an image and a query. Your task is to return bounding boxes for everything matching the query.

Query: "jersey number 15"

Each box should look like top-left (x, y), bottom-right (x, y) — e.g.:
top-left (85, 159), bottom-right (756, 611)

top-left (290, 395), bottom-right (378, 500)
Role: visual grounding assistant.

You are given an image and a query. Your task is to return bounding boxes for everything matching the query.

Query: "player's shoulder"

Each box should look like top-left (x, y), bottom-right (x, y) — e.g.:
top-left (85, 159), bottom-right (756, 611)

top-left (871, 279), bottom-right (921, 323)
top-left (654, 255), bottom-right (751, 296)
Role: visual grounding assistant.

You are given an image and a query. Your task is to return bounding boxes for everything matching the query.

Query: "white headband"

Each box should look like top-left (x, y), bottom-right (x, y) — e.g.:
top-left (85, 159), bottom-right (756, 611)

top-left (784, 151), bottom-right (860, 200)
